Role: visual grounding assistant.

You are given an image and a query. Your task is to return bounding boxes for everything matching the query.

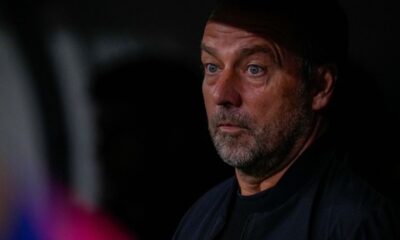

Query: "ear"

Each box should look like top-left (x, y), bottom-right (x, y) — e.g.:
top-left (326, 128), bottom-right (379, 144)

top-left (312, 65), bottom-right (337, 111)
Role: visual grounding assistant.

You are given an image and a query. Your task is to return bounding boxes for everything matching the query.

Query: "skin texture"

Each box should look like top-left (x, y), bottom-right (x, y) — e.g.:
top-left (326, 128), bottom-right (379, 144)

top-left (201, 21), bottom-right (335, 195)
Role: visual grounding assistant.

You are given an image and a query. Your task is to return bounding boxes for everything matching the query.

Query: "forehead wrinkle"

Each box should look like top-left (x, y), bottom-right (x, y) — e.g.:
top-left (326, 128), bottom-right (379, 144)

top-left (201, 24), bottom-right (288, 67)
top-left (201, 43), bottom-right (217, 57)
top-left (238, 45), bottom-right (279, 64)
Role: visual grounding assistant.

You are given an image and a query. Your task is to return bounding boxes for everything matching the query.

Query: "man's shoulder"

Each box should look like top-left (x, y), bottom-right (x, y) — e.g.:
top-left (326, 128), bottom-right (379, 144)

top-left (173, 177), bottom-right (235, 239)
top-left (319, 163), bottom-right (400, 238)
top-left (183, 176), bottom-right (234, 217)
top-left (328, 184), bottom-right (400, 239)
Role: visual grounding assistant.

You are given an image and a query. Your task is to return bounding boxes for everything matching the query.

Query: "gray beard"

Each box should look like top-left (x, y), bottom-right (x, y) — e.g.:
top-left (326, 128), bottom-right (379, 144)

top-left (209, 99), bottom-right (312, 178)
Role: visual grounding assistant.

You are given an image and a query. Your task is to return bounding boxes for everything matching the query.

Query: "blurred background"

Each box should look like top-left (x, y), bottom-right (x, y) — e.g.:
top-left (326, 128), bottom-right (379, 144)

top-left (0, 0), bottom-right (399, 239)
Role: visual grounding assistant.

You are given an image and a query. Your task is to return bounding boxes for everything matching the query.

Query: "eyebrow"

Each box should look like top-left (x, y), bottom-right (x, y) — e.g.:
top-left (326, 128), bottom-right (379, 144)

top-left (242, 45), bottom-right (283, 66)
top-left (200, 43), bottom-right (217, 57)
top-left (201, 43), bottom-right (279, 64)
top-left (239, 45), bottom-right (272, 58)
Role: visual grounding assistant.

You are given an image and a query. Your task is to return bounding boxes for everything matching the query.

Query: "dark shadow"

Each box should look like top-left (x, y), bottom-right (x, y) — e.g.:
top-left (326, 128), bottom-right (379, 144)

top-left (89, 55), bottom-right (232, 240)
top-left (330, 61), bottom-right (400, 204)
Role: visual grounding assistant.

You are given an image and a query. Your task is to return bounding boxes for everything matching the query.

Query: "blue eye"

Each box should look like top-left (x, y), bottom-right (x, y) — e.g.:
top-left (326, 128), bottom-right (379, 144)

top-left (247, 65), bottom-right (264, 76)
top-left (205, 63), bottom-right (219, 74)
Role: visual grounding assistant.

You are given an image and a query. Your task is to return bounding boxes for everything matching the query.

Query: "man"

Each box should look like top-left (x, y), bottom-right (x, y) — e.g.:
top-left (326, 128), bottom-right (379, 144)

top-left (173, 0), bottom-right (400, 239)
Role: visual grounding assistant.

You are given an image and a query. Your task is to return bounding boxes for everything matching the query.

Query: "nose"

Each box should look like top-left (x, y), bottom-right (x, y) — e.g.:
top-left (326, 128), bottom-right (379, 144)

top-left (208, 70), bottom-right (242, 108)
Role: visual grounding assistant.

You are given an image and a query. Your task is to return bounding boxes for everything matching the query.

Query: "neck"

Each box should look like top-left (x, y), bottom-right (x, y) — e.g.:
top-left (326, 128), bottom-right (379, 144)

top-left (236, 117), bottom-right (326, 196)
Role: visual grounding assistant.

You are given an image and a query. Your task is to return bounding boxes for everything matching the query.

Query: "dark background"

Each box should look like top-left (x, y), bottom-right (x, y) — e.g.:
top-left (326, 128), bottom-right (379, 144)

top-left (0, 0), bottom-right (399, 239)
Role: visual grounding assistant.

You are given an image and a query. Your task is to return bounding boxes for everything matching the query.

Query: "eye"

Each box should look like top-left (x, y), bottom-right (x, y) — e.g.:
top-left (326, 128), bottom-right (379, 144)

top-left (204, 63), bottom-right (219, 74)
top-left (247, 64), bottom-right (264, 76)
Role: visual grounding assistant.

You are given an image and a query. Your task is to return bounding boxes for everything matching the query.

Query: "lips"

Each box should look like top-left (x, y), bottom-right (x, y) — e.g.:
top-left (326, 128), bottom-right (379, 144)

top-left (211, 110), bottom-right (251, 133)
top-left (217, 122), bottom-right (248, 133)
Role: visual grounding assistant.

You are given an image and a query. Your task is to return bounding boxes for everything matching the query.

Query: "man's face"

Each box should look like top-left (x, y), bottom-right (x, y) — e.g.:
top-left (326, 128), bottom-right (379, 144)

top-left (201, 21), bottom-right (315, 177)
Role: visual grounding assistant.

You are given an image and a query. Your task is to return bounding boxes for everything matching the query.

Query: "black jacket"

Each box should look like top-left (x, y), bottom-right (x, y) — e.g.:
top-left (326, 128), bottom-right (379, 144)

top-left (173, 135), bottom-right (400, 240)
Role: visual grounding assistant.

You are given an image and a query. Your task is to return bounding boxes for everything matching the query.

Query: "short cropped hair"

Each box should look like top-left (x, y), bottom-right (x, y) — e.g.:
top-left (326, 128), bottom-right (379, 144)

top-left (209, 0), bottom-right (348, 69)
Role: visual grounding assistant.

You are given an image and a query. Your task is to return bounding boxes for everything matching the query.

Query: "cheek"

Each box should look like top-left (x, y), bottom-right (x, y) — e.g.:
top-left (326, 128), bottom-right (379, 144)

top-left (244, 98), bottom-right (270, 129)
top-left (244, 87), bottom-right (273, 113)
top-left (244, 87), bottom-right (286, 126)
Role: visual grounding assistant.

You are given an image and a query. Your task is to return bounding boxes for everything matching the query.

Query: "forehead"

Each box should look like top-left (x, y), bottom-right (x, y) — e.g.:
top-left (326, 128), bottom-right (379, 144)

top-left (202, 21), bottom-right (276, 51)
top-left (203, 4), bottom-right (306, 59)
top-left (201, 21), bottom-right (287, 63)
top-left (202, 21), bottom-right (304, 76)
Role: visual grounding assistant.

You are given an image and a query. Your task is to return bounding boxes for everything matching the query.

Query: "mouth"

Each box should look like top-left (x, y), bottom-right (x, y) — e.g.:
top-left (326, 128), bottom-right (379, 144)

top-left (217, 122), bottom-right (248, 133)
